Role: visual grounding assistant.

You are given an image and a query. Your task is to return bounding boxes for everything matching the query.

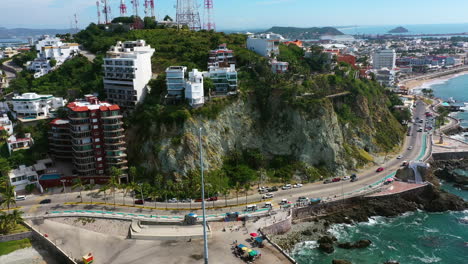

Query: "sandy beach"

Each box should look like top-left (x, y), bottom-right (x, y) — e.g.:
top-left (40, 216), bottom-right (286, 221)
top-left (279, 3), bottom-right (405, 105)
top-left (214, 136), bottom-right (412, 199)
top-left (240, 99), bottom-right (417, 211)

top-left (401, 69), bottom-right (468, 90)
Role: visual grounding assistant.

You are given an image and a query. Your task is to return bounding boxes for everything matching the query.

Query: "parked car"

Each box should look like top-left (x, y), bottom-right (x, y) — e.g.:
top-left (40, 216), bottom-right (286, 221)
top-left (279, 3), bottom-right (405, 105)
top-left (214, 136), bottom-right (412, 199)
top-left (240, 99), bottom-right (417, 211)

top-left (259, 188), bottom-right (269, 194)
top-left (279, 199), bottom-right (288, 205)
top-left (351, 177), bottom-right (359, 182)
top-left (15, 195), bottom-right (26, 201)
top-left (263, 202), bottom-right (272, 208)
top-left (195, 198), bottom-right (203, 202)
top-left (262, 193), bottom-right (274, 199)
top-left (376, 167), bottom-right (385, 172)
top-left (207, 196), bottom-right (218, 201)
top-left (293, 183), bottom-right (303, 188)
top-left (167, 198), bottom-right (178, 203)
top-left (397, 155), bottom-right (403, 159)
top-left (408, 146), bottom-right (413, 150)
top-left (342, 176), bottom-right (351, 181)
top-left (245, 204), bottom-right (257, 212)
top-left (323, 179), bottom-right (332, 184)
top-left (332, 177), bottom-right (341, 182)
top-left (282, 184), bottom-right (292, 190)
top-left (39, 199), bottom-right (51, 204)
top-left (267, 186), bottom-right (278, 192)
top-left (297, 196), bottom-right (308, 202)
top-left (134, 199), bottom-right (144, 205)
top-left (180, 199), bottom-right (192, 203)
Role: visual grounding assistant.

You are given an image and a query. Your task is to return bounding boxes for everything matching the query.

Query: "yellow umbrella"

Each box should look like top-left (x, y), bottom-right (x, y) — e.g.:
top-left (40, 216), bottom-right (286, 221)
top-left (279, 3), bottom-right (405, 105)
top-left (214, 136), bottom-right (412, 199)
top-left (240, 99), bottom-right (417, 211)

top-left (241, 247), bottom-right (248, 251)
top-left (247, 249), bottom-right (253, 253)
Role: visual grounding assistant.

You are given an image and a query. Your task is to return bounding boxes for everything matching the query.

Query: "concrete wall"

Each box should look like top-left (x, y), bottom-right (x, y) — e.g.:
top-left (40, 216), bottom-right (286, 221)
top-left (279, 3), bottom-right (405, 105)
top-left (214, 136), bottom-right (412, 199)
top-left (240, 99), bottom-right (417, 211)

top-left (432, 151), bottom-right (468, 160)
top-left (0, 231), bottom-right (33, 242)
top-left (261, 211), bottom-right (292, 236)
top-left (23, 221), bottom-right (77, 264)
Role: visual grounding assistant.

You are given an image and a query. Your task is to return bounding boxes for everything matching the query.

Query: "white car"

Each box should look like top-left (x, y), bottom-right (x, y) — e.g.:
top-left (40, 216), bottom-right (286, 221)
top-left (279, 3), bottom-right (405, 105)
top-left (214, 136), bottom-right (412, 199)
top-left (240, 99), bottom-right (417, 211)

top-left (15, 195), bottom-right (26, 201)
top-left (262, 193), bottom-right (274, 199)
top-left (408, 146), bottom-right (413, 150)
top-left (342, 176), bottom-right (351, 181)
top-left (167, 198), bottom-right (178, 203)
top-left (397, 155), bottom-right (403, 159)
top-left (293, 183), bottom-right (303, 188)
top-left (282, 184), bottom-right (292, 190)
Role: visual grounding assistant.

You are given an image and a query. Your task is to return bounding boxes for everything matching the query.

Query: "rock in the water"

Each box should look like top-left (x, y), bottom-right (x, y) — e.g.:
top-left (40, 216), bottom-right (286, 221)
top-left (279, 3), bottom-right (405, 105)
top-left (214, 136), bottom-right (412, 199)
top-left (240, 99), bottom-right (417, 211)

top-left (318, 235), bottom-right (336, 244)
top-left (319, 242), bottom-right (334, 253)
top-left (332, 260), bottom-right (352, 264)
top-left (384, 261), bottom-right (399, 264)
top-left (338, 239), bottom-right (372, 249)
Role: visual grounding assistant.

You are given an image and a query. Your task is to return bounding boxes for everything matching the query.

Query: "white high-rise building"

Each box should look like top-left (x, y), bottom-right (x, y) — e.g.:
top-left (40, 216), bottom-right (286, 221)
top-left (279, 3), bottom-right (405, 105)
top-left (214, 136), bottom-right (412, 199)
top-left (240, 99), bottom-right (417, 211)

top-left (103, 40), bottom-right (155, 110)
top-left (10, 93), bottom-right (66, 118)
top-left (247, 33), bottom-right (284, 57)
top-left (372, 49), bottom-right (396, 69)
top-left (185, 69), bottom-right (204, 106)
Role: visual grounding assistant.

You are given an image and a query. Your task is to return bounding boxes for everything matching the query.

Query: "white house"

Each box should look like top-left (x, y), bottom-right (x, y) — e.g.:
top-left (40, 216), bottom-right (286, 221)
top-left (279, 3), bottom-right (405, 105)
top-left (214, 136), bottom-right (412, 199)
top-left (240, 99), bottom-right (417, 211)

top-left (7, 133), bottom-right (34, 154)
top-left (372, 49), bottom-right (396, 69)
top-left (247, 33), bottom-right (283, 58)
top-left (27, 58), bottom-right (52, 78)
top-left (204, 64), bottom-right (238, 94)
top-left (103, 40), bottom-right (155, 110)
top-left (8, 165), bottom-right (38, 191)
top-left (10, 92), bottom-right (66, 118)
top-left (166, 66), bottom-right (187, 99)
top-left (271, 60), bottom-right (289, 74)
top-left (0, 114), bottom-right (13, 135)
top-left (185, 69), bottom-right (204, 106)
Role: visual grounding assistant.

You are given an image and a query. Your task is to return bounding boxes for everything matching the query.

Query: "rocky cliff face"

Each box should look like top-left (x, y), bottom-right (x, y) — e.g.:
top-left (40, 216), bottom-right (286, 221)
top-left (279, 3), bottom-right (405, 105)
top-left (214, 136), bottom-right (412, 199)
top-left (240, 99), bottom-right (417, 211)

top-left (128, 93), bottom-right (402, 178)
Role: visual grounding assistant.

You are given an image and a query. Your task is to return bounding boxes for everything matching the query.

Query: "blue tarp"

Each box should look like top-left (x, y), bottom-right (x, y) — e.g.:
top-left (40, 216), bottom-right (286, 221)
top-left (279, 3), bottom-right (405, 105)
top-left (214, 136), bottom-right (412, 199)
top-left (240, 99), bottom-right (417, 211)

top-left (255, 237), bottom-right (263, 243)
top-left (237, 244), bottom-right (247, 248)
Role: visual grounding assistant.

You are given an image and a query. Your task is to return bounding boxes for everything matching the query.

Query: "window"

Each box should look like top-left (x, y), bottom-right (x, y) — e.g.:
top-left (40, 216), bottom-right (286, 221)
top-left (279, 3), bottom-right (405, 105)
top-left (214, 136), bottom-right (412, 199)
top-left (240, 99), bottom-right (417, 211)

top-left (94, 138), bottom-right (100, 143)
top-left (97, 157), bottom-right (102, 161)
top-left (95, 145), bottom-right (101, 149)
top-left (92, 119), bottom-right (98, 123)
top-left (93, 125), bottom-right (98, 129)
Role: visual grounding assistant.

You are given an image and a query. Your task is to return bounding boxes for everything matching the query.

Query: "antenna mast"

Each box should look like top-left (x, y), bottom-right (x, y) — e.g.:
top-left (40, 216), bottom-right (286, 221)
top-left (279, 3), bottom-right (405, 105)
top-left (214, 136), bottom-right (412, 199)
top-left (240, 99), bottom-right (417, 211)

top-left (102, 0), bottom-right (112, 24)
top-left (204, 0), bottom-right (215, 31)
top-left (120, 0), bottom-right (127, 16)
top-left (132, 0), bottom-right (143, 29)
top-left (96, 1), bottom-right (102, 24)
top-left (176, 0), bottom-right (201, 31)
top-left (74, 14), bottom-right (79, 33)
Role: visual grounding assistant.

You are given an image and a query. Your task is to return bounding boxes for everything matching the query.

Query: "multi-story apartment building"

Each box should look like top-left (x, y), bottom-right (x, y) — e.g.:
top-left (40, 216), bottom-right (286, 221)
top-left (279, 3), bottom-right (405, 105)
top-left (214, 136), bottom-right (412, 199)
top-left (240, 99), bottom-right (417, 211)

top-left (208, 44), bottom-right (236, 68)
top-left (205, 65), bottom-right (238, 94)
top-left (49, 95), bottom-right (127, 177)
top-left (10, 92), bottom-right (66, 118)
top-left (0, 114), bottom-right (14, 135)
top-left (166, 66), bottom-right (187, 99)
top-left (247, 33), bottom-right (283, 58)
top-left (372, 49), bottom-right (396, 69)
top-left (103, 40), bottom-right (155, 110)
top-left (185, 69), bottom-right (204, 106)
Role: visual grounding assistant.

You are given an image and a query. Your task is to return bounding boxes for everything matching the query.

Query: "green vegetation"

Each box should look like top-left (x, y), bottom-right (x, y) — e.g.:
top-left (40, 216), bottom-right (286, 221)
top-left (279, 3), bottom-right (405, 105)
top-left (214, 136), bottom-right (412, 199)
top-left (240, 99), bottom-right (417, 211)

top-left (0, 238), bottom-right (32, 256)
top-left (7, 55), bottom-right (104, 99)
top-left (0, 210), bottom-right (25, 235)
top-left (11, 50), bottom-right (36, 68)
top-left (265, 26), bottom-right (343, 39)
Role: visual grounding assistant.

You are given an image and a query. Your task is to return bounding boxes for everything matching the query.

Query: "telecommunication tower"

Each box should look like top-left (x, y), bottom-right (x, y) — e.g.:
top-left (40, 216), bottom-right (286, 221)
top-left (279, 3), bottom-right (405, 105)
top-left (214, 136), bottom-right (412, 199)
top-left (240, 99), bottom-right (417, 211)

top-left (203, 0), bottom-right (215, 31)
top-left (119, 0), bottom-right (127, 16)
top-left (74, 14), bottom-right (79, 33)
top-left (102, 0), bottom-right (112, 24)
top-left (96, 1), bottom-right (102, 24)
top-left (176, 0), bottom-right (201, 31)
top-left (144, 0), bottom-right (155, 18)
top-left (132, 0), bottom-right (143, 29)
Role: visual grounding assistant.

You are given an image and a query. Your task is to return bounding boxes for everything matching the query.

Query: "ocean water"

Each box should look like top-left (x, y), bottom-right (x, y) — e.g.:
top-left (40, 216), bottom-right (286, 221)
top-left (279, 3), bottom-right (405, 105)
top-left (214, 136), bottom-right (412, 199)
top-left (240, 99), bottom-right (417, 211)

top-left (292, 184), bottom-right (468, 264)
top-left (339, 23), bottom-right (468, 35)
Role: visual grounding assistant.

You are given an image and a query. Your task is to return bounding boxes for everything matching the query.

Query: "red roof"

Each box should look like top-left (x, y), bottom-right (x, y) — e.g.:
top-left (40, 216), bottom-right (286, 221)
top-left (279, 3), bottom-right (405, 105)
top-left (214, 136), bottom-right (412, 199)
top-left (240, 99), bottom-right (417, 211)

top-left (109, 105), bottom-right (120, 111)
top-left (0, 126), bottom-right (4, 130)
top-left (70, 106), bottom-right (89, 112)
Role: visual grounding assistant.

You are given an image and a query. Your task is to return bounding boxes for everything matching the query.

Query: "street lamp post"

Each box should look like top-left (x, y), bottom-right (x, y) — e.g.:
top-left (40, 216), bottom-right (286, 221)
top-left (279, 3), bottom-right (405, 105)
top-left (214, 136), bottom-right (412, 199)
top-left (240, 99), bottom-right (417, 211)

top-left (139, 183), bottom-right (144, 205)
top-left (199, 127), bottom-right (209, 264)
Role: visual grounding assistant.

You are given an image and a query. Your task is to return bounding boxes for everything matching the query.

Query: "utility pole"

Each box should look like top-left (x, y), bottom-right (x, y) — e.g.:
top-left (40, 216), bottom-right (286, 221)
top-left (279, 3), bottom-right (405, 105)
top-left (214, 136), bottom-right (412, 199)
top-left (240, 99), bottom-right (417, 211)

top-left (199, 128), bottom-right (209, 264)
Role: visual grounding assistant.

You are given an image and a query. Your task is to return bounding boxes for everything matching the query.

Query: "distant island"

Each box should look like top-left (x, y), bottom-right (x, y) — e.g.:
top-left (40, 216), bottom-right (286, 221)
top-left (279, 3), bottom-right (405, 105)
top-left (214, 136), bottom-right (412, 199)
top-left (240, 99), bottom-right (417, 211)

top-left (388, 26), bottom-right (409, 33)
top-left (265, 26), bottom-right (344, 40)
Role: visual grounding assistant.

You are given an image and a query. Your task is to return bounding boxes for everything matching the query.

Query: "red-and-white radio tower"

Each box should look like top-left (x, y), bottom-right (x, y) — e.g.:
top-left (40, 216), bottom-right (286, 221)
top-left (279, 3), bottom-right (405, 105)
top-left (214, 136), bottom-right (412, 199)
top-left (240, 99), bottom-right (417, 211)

top-left (102, 0), bottom-right (112, 24)
top-left (96, 1), bottom-right (102, 24)
top-left (119, 0), bottom-right (127, 16)
top-left (204, 0), bottom-right (215, 31)
top-left (150, 0), bottom-right (155, 18)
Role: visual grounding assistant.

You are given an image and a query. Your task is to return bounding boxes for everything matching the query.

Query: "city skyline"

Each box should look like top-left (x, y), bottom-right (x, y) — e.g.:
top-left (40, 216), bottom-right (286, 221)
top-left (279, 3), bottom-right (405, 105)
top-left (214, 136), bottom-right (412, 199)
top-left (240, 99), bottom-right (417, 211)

top-left (1, 0), bottom-right (468, 30)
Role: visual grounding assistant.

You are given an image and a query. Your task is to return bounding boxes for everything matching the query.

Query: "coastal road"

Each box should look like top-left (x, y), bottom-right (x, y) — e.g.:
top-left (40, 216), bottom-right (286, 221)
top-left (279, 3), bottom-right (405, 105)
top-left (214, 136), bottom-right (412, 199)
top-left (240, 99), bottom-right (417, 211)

top-left (12, 101), bottom-right (432, 218)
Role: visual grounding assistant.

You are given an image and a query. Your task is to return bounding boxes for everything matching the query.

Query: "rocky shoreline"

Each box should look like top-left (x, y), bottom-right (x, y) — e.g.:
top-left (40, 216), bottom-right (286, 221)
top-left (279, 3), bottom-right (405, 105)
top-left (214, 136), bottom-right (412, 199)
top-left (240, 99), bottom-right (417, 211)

top-left (270, 168), bottom-right (467, 264)
top-left (432, 159), bottom-right (468, 190)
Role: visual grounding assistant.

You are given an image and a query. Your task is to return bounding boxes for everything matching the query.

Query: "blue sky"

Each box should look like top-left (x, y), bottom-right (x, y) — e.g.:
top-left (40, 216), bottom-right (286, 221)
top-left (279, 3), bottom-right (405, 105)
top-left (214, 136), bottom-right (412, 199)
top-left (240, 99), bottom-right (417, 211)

top-left (2, 0), bottom-right (468, 30)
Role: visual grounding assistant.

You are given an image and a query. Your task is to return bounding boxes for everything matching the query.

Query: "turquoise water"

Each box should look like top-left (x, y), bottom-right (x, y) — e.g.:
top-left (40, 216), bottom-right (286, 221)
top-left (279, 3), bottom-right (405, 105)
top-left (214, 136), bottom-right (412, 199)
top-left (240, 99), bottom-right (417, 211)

top-left (292, 183), bottom-right (468, 264)
top-left (40, 174), bottom-right (61, 180)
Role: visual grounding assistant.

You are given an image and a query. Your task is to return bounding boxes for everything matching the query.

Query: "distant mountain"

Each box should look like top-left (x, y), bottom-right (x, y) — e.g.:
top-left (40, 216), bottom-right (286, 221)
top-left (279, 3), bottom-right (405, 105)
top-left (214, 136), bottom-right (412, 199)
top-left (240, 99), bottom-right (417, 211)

top-left (264, 26), bottom-right (344, 40)
top-left (388, 26), bottom-right (409, 33)
top-left (0, 28), bottom-right (72, 39)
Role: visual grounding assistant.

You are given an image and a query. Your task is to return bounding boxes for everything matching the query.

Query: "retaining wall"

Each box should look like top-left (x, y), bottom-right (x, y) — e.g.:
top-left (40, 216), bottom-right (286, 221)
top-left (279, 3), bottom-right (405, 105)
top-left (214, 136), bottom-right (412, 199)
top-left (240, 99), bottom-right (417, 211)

top-left (432, 151), bottom-right (468, 160)
top-left (23, 221), bottom-right (77, 264)
top-left (261, 212), bottom-right (292, 236)
top-left (0, 231), bottom-right (33, 242)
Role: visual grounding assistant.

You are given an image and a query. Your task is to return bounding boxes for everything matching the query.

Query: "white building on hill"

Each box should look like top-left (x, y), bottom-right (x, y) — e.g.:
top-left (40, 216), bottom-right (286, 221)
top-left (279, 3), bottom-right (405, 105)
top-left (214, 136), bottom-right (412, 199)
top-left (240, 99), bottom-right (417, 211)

top-left (166, 66), bottom-right (187, 99)
top-left (8, 165), bottom-right (38, 191)
top-left (0, 114), bottom-right (13, 135)
top-left (205, 65), bottom-right (238, 95)
top-left (247, 33), bottom-right (283, 58)
top-left (10, 93), bottom-right (66, 118)
top-left (185, 69), bottom-right (204, 106)
top-left (103, 40), bottom-right (155, 110)
top-left (372, 49), bottom-right (396, 69)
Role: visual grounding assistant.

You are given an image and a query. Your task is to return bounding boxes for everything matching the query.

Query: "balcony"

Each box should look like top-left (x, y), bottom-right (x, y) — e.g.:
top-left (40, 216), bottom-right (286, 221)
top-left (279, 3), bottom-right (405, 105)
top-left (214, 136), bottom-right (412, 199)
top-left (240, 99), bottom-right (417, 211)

top-left (102, 127), bottom-right (124, 133)
top-left (101, 114), bottom-right (123, 120)
top-left (104, 140), bottom-right (126, 146)
top-left (106, 152), bottom-right (127, 158)
top-left (107, 158), bottom-right (127, 166)
top-left (71, 131), bottom-right (92, 140)
top-left (69, 114), bottom-right (89, 120)
top-left (103, 132), bottom-right (125, 139)
top-left (72, 145), bottom-right (94, 153)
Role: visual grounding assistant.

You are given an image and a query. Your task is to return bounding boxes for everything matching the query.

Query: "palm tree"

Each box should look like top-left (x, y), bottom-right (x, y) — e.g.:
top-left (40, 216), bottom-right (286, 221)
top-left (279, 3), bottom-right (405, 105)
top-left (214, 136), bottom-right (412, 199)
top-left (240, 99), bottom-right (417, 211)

top-left (128, 166), bottom-right (137, 183)
top-left (121, 183), bottom-right (133, 206)
top-left (0, 184), bottom-right (15, 212)
top-left (108, 167), bottom-right (122, 209)
top-left (244, 183), bottom-right (251, 204)
top-left (10, 209), bottom-right (23, 225)
top-left (0, 158), bottom-right (11, 178)
top-left (98, 185), bottom-right (109, 204)
top-left (148, 188), bottom-right (158, 209)
top-left (71, 178), bottom-right (84, 203)
top-left (235, 182), bottom-right (241, 206)
top-left (84, 183), bottom-right (96, 204)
